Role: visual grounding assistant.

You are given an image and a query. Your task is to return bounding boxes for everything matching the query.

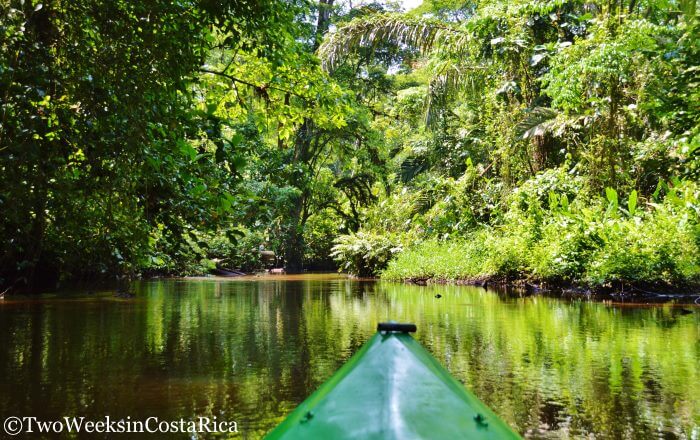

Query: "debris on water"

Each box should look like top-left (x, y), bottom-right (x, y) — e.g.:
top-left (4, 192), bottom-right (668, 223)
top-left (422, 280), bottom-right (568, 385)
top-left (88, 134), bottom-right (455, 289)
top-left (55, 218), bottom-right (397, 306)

top-left (114, 290), bottom-right (135, 299)
top-left (212, 267), bottom-right (246, 277)
top-left (407, 277), bottom-right (428, 286)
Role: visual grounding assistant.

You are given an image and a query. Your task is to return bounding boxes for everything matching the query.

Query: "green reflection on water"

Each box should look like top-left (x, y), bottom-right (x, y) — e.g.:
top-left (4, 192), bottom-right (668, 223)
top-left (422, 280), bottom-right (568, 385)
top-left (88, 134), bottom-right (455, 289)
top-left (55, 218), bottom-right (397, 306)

top-left (0, 277), bottom-right (698, 439)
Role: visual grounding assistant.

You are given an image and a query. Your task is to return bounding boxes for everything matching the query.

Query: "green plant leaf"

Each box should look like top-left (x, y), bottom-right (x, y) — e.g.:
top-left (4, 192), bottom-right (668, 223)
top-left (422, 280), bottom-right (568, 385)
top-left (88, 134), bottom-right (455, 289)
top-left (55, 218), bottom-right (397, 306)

top-left (628, 190), bottom-right (637, 217)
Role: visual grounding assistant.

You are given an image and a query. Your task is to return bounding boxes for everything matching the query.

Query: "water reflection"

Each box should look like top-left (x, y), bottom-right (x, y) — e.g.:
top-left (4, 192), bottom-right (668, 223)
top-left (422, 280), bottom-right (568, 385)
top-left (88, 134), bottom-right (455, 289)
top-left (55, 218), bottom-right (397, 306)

top-left (0, 276), bottom-right (698, 439)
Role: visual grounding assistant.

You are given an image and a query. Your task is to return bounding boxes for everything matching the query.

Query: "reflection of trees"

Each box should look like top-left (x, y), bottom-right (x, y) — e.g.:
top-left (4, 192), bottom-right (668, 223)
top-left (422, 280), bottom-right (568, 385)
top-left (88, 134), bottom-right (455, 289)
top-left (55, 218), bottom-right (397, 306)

top-left (374, 284), bottom-right (700, 438)
top-left (0, 280), bottom-right (697, 438)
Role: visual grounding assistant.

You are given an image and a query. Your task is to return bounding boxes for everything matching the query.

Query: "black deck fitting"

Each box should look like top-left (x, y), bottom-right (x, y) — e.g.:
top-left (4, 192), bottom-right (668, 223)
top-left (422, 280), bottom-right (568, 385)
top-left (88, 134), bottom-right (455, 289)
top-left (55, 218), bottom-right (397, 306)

top-left (377, 322), bottom-right (417, 333)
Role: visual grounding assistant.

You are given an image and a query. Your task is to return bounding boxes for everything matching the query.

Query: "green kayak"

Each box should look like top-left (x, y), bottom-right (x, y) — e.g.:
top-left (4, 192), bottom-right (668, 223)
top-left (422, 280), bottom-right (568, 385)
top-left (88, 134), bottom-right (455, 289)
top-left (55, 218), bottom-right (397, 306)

top-left (266, 323), bottom-right (521, 439)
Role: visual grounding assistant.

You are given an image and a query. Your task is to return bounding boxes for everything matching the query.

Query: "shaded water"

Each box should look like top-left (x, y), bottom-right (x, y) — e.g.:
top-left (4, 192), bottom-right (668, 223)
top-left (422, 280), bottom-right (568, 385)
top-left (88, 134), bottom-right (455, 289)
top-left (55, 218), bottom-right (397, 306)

top-left (0, 275), bottom-right (698, 439)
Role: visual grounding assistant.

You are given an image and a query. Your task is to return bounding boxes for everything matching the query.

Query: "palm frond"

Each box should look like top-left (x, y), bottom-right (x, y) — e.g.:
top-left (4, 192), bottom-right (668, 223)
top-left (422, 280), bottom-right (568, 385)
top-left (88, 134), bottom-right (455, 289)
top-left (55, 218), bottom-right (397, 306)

top-left (516, 107), bottom-right (559, 139)
top-left (412, 189), bottom-right (436, 214)
top-left (400, 155), bottom-right (429, 183)
top-left (318, 13), bottom-right (470, 71)
top-left (424, 58), bottom-right (484, 127)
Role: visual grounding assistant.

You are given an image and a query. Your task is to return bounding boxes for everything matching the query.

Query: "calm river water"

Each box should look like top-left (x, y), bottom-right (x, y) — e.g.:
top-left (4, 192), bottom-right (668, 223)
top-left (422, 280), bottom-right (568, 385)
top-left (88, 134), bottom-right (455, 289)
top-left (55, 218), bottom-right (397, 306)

top-left (0, 275), bottom-right (698, 439)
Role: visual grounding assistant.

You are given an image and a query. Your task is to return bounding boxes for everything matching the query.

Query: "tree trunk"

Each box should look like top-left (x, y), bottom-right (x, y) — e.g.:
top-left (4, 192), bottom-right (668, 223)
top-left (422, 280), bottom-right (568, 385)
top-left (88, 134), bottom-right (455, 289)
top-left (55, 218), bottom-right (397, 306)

top-left (281, 118), bottom-right (312, 273)
top-left (607, 74), bottom-right (620, 187)
top-left (280, 1), bottom-right (335, 272)
top-left (283, 197), bottom-right (305, 273)
top-left (531, 134), bottom-right (556, 172)
top-left (315, 0), bottom-right (334, 49)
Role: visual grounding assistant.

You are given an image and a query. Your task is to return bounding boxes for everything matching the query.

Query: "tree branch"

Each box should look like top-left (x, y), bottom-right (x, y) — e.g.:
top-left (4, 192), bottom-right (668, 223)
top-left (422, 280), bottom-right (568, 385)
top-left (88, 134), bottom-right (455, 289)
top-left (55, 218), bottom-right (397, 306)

top-left (199, 68), bottom-right (308, 100)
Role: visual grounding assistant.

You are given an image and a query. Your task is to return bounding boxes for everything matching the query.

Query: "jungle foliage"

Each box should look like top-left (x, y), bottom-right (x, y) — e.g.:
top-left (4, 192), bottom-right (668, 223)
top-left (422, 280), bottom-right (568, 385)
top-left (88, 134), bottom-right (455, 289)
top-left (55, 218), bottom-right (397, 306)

top-left (1, 0), bottom-right (698, 292)
top-left (0, 0), bottom-right (307, 289)
top-left (325, 0), bottom-right (700, 288)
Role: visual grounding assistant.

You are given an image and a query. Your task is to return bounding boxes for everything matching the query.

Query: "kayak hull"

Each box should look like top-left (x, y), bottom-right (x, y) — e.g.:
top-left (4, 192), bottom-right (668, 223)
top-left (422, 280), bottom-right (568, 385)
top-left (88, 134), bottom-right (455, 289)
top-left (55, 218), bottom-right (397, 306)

top-left (266, 331), bottom-right (521, 439)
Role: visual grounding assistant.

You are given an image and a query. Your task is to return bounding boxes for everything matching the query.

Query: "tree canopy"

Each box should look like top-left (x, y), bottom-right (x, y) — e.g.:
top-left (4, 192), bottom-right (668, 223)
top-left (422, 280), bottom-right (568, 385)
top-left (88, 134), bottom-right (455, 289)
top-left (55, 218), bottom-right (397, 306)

top-left (1, 0), bottom-right (698, 292)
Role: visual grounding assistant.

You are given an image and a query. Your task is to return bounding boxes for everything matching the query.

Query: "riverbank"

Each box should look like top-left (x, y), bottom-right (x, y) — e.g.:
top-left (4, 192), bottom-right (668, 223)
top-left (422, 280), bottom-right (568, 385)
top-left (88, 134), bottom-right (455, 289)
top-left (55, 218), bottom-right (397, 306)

top-left (401, 276), bottom-right (700, 303)
top-left (381, 237), bottom-right (700, 302)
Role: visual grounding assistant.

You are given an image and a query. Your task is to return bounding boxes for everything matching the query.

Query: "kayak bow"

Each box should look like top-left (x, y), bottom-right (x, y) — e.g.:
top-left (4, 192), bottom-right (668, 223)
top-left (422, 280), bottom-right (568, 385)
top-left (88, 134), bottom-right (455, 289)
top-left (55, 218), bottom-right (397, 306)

top-left (266, 322), bottom-right (521, 439)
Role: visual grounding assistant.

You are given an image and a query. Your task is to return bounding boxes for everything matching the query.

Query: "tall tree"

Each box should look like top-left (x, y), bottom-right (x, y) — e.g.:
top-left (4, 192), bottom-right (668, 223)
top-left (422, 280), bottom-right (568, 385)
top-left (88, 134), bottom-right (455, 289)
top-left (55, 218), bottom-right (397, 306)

top-left (0, 0), bottom-right (295, 291)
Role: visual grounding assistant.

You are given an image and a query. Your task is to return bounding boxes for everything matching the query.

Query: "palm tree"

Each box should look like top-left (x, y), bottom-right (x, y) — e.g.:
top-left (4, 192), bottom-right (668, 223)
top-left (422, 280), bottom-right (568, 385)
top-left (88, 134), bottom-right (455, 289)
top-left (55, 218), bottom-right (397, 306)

top-left (318, 10), bottom-right (561, 173)
top-left (319, 13), bottom-right (475, 124)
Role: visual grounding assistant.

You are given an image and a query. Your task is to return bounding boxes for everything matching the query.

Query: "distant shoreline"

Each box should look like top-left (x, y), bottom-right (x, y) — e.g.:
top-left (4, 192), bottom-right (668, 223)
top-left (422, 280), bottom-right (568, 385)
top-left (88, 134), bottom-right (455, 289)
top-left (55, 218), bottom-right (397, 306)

top-left (397, 276), bottom-right (700, 304)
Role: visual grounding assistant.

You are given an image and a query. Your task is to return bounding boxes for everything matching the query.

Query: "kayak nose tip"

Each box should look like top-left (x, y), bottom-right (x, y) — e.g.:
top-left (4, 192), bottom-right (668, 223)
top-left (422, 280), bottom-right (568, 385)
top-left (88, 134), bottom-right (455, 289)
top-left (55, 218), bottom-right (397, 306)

top-left (474, 413), bottom-right (489, 428)
top-left (377, 322), bottom-right (417, 333)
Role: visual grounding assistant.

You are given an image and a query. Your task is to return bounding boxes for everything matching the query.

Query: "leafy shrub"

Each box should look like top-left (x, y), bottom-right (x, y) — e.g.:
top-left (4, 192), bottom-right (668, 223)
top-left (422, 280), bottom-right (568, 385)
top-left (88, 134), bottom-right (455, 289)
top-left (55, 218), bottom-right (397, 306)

top-left (331, 231), bottom-right (404, 277)
top-left (382, 179), bottom-right (700, 288)
top-left (208, 229), bottom-right (267, 272)
top-left (142, 228), bottom-right (267, 275)
top-left (304, 210), bottom-right (342, 269)
top-left (584, 185), bottom-right (700, 286)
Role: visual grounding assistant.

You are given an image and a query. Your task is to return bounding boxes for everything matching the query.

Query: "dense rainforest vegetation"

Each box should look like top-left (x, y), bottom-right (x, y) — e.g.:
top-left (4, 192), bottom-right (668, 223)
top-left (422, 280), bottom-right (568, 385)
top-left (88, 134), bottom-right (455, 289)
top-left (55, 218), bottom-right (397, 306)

top-left (1, 0), bottom-right (698, 294)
